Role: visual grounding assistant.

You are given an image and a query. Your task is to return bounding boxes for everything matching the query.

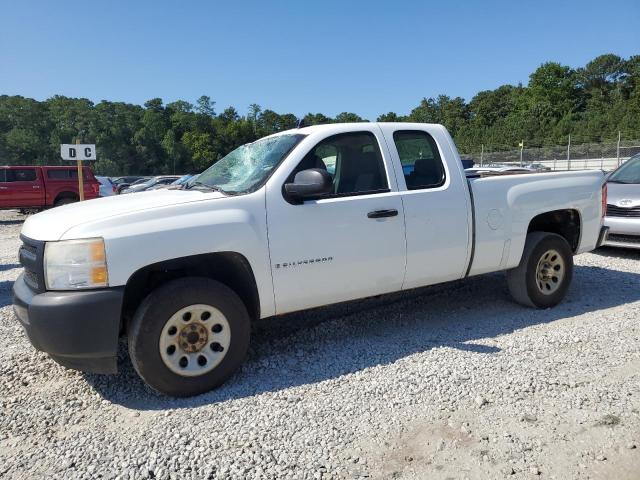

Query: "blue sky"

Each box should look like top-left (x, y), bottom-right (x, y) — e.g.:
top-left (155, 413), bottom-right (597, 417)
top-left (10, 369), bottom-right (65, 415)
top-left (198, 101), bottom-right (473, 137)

top-left (1, 0), bottom-right (638, 120)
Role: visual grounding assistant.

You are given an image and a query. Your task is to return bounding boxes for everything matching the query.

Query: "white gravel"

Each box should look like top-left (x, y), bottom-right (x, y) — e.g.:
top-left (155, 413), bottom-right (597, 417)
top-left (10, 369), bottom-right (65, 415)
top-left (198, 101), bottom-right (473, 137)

top-left (0, 209), bottom-right (639, 479)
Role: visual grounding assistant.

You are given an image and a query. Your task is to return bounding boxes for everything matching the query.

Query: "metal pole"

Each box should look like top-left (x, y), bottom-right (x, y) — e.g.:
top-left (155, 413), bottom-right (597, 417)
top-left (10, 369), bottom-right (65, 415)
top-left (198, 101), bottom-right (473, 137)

top-left (567, 134), bottom-right (571, 171)
top-left (480, 144), bottom-right (484, 167)
top-left (76, 138), bottom-right (84, 201)
top-left (519, 141), bottom-right (524, 167)
top-left (616, 131), bottom-right (621, 167)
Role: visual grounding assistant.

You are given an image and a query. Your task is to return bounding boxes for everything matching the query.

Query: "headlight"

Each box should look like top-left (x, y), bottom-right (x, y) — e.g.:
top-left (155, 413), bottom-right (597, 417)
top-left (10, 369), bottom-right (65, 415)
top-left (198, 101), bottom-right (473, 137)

top-left (44, 238), bottom-right (108, 290)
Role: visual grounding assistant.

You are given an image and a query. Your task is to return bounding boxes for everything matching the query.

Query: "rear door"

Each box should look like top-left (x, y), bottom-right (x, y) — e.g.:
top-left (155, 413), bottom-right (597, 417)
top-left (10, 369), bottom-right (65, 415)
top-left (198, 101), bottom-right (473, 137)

top-left (266, 127), bottom-right (407, 314)
top-left (378, 125), bottom-right (472, 289)
top-left (0, 168), bottom-right (44, 208)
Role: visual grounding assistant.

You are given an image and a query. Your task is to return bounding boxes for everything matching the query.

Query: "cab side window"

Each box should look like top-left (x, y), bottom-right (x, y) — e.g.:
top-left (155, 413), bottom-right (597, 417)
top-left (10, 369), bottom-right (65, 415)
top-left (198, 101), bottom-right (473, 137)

top-left (393, 130), bottom-right (445, 190)
top-left (47, 169), bottom-right (71, 179)
top-left (47, 169), bottom-right (91, 180)
top-left (0, 170), bottom-right (5, 182)
top-left (6, 169), bottom-right (37, 182)
top-left (291, 132), bottom-right (388, 196)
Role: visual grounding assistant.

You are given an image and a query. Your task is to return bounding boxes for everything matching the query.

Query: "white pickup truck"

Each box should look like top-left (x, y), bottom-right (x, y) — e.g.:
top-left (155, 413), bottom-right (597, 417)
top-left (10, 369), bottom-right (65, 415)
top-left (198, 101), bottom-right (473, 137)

top-left (13, 123), bottom-right (608, 396)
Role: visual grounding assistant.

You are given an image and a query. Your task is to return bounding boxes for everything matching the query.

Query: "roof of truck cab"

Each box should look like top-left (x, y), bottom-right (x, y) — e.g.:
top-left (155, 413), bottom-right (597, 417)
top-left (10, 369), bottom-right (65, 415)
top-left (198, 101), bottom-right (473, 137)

top-left (267, 122), bottom-right (445, 138)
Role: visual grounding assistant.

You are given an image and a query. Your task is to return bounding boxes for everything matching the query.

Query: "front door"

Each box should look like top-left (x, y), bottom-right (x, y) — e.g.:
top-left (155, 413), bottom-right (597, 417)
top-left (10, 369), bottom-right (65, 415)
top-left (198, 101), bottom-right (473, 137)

top-left (266, 129), bottom-right (407, 314)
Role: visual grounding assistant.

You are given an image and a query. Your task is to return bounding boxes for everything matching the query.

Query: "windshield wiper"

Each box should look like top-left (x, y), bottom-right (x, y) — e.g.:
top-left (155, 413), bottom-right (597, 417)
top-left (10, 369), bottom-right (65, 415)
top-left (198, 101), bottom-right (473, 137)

top-left (607, 180), bottom-right (635, 184)
top-left (186, 181), bottom-right (227, 194)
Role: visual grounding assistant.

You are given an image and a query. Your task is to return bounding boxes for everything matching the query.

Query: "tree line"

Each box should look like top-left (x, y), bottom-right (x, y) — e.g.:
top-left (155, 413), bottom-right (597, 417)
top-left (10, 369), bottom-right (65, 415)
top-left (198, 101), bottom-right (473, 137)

top-left (0, 53), bottom-right (638, 175)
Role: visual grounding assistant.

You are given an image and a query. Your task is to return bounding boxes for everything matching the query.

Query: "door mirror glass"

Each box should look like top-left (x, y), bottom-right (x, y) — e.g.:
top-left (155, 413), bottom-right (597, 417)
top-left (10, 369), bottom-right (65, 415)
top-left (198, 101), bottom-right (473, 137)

top-left (284, 168), bottom-right (332, 200)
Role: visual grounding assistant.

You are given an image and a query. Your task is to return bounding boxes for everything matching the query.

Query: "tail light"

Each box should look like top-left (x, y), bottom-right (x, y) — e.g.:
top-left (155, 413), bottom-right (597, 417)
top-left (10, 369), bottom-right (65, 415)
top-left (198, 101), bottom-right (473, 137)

top-left (601, 183), bottom-right (607, 218)
top-left (91, 183), bottom-right (99, 195)
top-left (112, 184), bottom-right (117, 193)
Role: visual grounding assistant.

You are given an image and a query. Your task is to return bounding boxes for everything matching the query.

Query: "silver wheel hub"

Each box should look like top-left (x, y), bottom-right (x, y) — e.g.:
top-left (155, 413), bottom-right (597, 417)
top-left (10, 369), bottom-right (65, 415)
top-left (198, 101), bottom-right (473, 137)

top-left (159, 304), bottom-right (231, 377)
top-left (535, 249), bottom-right (565, 295)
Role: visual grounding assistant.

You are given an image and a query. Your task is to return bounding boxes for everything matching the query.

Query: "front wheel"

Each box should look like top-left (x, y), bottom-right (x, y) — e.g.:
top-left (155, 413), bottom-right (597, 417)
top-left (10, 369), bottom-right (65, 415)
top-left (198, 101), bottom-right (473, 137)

top-left (506, 232), bottom-right (574, 308)
top-left (128, 277), bottom-right (250, 396)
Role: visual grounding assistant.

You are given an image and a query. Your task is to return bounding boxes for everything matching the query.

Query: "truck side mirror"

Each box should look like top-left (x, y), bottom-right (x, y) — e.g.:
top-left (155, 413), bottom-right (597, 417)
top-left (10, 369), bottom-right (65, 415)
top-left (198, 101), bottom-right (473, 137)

top-left (284, 168), bottom-right (332, 201)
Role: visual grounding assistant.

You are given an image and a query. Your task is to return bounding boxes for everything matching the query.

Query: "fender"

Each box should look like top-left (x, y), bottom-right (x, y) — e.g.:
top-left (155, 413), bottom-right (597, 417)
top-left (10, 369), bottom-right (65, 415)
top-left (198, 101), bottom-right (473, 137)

top-left (60, 190), bottom-right (276, 318)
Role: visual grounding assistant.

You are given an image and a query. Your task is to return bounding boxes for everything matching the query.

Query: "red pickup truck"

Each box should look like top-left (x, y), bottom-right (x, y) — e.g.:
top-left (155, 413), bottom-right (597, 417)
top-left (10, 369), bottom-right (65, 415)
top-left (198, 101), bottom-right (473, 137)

top-left (0, 165), bottom-right (100, 210)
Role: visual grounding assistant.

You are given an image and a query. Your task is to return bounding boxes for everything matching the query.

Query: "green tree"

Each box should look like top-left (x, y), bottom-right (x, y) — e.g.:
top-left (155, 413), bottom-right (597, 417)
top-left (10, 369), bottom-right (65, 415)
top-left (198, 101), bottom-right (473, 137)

top-left (248, 103), bottom-right (262, 123)
top-left (182, 131), bottom-right (216, 171)
top-left (377, 112), bottom-right (404, 122)
top-left (196, 95), bottom-right (216, 116)
top-left (334, 112), bottom-right (366, 123)
top-left (302, 113), bottom-right (331, 125)
top-left (257, 109), bottom-right (298, 136)
top-left (1, 53), bottom-right (639, 170)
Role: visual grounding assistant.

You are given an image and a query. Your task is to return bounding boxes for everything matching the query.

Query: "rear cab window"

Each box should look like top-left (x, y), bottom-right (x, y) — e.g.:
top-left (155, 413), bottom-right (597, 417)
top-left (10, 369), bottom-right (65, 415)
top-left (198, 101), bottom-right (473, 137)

top-left (393, 130), bottom-right (446, 190)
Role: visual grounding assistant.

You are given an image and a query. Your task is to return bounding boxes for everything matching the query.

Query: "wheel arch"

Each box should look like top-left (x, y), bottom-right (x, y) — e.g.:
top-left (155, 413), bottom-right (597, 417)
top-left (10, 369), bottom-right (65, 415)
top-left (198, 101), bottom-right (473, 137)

top-left (54, 191), bottom-right (80, 204)
top-left (526, 208), bottom-right (582, 253)
top-left (121, 252), bottom-right (260, 330)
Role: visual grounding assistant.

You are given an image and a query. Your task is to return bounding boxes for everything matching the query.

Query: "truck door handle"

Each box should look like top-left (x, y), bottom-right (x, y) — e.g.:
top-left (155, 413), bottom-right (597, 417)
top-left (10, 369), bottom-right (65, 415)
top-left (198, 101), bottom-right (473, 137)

top-left (32, 185), bottom-right (40, 189)
top-left (367, 209), bottom-right (398, 219)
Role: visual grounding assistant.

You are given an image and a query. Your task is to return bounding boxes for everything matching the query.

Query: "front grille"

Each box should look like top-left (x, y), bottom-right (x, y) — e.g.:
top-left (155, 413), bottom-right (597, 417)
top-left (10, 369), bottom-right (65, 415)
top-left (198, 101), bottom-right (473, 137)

top-left (607, 233), bottom-right (640, 245)
top-left (606, 204), bottom-right (640, 217)
top-left (19, 236), bottom-right (46, 292)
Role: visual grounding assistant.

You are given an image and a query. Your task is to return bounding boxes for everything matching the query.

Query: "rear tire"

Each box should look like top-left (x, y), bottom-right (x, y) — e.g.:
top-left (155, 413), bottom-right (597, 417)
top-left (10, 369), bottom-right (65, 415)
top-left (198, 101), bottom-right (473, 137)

top-left (54, 196), bottom-right (77, 207)
top-left (507, 232), bottom-right (573, 308)
top-left (128, 277), bottom-right (251, 397)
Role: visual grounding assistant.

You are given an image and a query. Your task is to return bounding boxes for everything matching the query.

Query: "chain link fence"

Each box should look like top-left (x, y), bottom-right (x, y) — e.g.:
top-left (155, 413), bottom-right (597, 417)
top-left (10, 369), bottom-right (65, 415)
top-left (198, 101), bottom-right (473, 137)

top-left (461, 139), bottom-right (640, 171)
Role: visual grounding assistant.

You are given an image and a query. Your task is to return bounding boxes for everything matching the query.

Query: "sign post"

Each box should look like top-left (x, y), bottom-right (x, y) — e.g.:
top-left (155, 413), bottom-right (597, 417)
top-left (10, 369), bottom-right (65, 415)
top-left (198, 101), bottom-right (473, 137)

top-left (60, 142), bottom-right (97, 201)
top-left (76, 139), bottom-right (84, 200)
top-left (518, 140), bottom-right (524, 167)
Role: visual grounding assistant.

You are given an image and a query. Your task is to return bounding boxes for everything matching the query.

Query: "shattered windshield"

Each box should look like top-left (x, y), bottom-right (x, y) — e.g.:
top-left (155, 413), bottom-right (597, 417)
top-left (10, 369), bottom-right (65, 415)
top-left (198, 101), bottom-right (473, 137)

top-left (188, 134), bottom-right (305, 194)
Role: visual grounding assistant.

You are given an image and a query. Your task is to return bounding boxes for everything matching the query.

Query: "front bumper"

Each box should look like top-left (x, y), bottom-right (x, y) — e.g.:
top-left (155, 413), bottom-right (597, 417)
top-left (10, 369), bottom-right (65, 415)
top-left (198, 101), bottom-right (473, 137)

top-left (603, 216), bottom-right (640, 250)
top-left (12, 273), bottom-right (124, 374)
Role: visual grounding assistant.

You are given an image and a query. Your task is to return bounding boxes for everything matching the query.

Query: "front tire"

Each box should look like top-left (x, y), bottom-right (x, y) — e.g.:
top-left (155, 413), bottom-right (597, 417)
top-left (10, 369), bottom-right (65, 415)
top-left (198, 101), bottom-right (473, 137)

top-left (128, 277), bottom-right (250, 397)
top-left (506, 232), bottom-right (573, 308)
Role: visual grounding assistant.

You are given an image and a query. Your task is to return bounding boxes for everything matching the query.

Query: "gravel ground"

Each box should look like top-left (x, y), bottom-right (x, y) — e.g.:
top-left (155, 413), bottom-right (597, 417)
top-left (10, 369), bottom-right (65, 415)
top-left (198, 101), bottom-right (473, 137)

top-left (0, 209), bottom-right (639, 480)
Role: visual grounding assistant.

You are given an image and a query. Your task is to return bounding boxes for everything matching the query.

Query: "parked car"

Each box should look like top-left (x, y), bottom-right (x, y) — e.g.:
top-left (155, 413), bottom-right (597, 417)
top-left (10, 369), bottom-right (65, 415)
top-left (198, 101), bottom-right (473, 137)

top-left (0, 165), bottom-right (100, 210)
top-left (148, 174), bottom-right (194, 190)
top-left (96, 176), bottom-right (116, 197)
top-left (113, 176), bottom-right (147, 194)
top-left (13, 123), bottom-right (607, 396)
top-left (121, 176), bottom-right (181, 194)
top-left (603, 153), bottom-right (640, 249)
top-left (113, 176), bottom-right (144, 184)
top-left (526, 163), bottom-right (552, 172)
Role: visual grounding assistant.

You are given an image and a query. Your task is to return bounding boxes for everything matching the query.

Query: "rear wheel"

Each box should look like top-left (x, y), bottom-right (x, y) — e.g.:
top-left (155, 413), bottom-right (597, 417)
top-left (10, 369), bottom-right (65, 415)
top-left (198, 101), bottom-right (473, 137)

top-left (54, 196), bottom-right (77, 207)
top-left (507, 232), bottom-right (573, 308)
top-left (128, 277), bottom-right (250, 397)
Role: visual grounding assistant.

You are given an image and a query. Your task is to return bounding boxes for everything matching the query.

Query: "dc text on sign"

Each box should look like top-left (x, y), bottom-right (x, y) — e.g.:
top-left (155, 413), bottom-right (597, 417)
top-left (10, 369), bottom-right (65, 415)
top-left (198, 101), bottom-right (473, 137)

top-left (60, 144), bottom-right (97, 161)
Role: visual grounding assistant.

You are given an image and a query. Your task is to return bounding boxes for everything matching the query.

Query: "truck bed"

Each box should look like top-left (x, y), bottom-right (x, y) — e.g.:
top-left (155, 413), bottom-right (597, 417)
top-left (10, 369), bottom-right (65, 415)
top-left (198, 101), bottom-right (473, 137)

top-left (467, 170), bottom-right (605, 276)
